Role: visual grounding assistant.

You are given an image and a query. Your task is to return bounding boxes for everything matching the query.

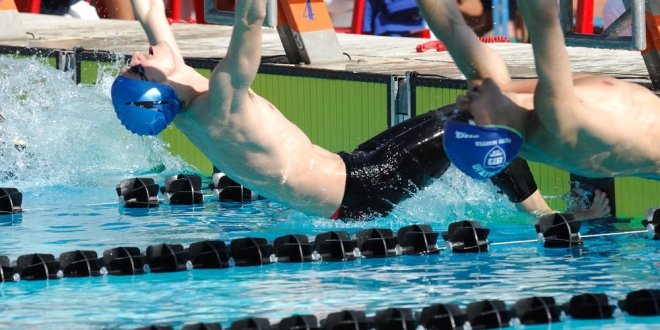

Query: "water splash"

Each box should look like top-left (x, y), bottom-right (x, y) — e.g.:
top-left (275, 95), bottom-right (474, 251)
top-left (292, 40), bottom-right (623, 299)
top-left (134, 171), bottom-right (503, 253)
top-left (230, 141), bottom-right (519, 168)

top-left (282, 166), bottom-right (530, 229)
top-left (0, 56), bottom-right (193, 189)
top-left (564, 181), bottom-right (595, 213)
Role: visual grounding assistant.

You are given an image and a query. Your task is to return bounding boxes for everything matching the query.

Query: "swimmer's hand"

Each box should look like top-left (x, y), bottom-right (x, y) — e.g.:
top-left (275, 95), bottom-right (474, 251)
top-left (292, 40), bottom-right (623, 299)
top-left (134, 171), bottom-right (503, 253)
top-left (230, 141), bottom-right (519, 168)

top-left (570, 189), bottom-right (612, 220)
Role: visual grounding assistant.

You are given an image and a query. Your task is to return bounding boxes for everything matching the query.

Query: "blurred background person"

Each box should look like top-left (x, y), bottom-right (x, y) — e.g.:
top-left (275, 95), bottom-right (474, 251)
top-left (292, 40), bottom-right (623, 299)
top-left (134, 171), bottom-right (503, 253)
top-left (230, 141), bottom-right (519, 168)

top-left (40, 0), bottom-right (99, 19)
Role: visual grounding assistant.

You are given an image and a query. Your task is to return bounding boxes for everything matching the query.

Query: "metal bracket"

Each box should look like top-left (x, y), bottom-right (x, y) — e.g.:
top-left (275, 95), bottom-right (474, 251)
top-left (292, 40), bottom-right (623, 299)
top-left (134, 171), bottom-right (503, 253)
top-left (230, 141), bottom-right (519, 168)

top-left (391, 73), bottom-right (413, 126)
top-left (559, 0), bottom-right (646, 50)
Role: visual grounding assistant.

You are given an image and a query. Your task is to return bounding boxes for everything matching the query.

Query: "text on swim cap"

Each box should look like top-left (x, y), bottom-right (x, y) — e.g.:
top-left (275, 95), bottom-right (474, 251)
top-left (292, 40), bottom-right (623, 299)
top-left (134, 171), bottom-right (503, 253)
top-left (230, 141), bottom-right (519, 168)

top-left (454, 131), bottom-right (479, 139)
top-left (475, 138), bottom-right (512, 146)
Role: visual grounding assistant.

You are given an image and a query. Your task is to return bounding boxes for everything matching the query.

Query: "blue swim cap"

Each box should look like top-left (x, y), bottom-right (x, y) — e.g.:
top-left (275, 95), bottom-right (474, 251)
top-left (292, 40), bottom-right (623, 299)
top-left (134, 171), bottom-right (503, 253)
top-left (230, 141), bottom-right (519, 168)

top-left (444, 120), bottom-right (522, 180)
top-left (111, 76), bottom-right (181, 136)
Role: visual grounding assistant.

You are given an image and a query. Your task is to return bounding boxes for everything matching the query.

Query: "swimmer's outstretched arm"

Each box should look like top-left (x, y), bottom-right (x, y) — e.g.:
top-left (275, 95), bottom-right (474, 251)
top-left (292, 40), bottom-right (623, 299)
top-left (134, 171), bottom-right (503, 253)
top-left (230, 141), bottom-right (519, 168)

top-left (416, 0), bottom-right (511, 87)
top-left (210, 0), bottom-right (267, 98)
top-left (129, 0), bottom-right (182, 59)
top-left (517, 0), bottom-right (581, 139)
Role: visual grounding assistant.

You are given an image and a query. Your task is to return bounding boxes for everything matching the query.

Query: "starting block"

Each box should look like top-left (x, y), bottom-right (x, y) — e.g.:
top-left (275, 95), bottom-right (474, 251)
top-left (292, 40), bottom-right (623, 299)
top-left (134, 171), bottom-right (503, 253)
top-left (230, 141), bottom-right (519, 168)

top-left (559, 0), bottom-right (660, 89)
top-left (642, 0), bottom-right (660, 89)
top-left (559, 0), bottom-right (646, 50)
top-left (203, 0), bottom-right (344, 64)
top-left (0, 0), bottom-right (27, 41)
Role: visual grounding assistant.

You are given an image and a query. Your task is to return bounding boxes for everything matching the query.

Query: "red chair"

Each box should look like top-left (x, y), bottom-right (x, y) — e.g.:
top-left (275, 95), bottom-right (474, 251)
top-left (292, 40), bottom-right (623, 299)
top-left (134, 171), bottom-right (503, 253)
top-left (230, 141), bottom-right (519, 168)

top-left (333, 0), bottom-right (364, 34)
top-left (575, 0), bottom-right (595, 34)
top-left (193, 0), bottom-right (206, 24)
top-left (14, 0), bottom-right (40, 13)
top-left (167, 0), bottom-right (198, 24)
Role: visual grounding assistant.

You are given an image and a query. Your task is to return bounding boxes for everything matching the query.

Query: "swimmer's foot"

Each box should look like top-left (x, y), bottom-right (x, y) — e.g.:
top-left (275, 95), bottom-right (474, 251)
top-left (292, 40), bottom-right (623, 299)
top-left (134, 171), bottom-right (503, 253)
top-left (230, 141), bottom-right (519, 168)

top-left (570, 189), bottom-right (611, 220)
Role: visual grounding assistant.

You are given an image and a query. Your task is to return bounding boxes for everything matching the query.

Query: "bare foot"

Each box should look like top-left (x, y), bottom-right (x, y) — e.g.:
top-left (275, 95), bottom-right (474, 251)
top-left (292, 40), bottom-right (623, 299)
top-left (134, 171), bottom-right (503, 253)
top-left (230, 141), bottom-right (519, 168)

top-left (570, 189), bottom-right (611, 220)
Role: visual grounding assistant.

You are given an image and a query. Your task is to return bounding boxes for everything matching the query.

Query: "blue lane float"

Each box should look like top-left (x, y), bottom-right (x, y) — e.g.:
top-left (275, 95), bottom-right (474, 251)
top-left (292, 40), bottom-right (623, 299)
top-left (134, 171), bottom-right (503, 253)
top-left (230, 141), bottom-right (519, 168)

top-left (5, 184), bottom-right (660, 328)
top-left (116, 178), bottom-right (161, 208)
top-left (398, 224), bottom-right (441, 255)
top-left (354, 228), bottom-right (399, 258)
top-left (441, 220), bottom-right (490, 253)
top-left (418, 303), bottom-right (467, 330)
top-left (512, 296), bottom-right (561, 325)
top-left (272, 234), bottom-right (315, 262)
top-left (563, 293), bottom-right (616, 319)
top-left (188, 240), bottom-right (231, 269)
top-left (161, 174), bottom-right (204, 205)
top-left (321, 310), bottom-right (369, 330)
top-left (465, 299), bottom-right (511, 329)
top-left (535, 213), bottom-right (583, 248)
top-left (643, 208), bottom-right (660, 240)
top-left (229, 237), bottom-right (275, 267)
top-left (0, 187), bottom-right (22, 214)
top-left (209, 172), bottom-right (259, 203)
top-left (181, 323), bottom-right (222, 330)
top-left (373, 308), bottom-right (415, 330)
top-left (314, 231), bottom-right (358, 262)
top-left (59, 250), bottom-right (105, 277)
top-left (145, 243), bottom-right (191, 273)
top-left (103, 246), bottom-right (147, 275)
top-left (0, 255), bottom-right (18, 282)
top-left (618, 289), bottom-right (660, 316)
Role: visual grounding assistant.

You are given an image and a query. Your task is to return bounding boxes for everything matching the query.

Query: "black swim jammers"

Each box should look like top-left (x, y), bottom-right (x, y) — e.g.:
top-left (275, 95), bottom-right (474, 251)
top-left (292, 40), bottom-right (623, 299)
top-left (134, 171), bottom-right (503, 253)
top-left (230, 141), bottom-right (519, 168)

top-left (333, 107), bottom-right (538, 220)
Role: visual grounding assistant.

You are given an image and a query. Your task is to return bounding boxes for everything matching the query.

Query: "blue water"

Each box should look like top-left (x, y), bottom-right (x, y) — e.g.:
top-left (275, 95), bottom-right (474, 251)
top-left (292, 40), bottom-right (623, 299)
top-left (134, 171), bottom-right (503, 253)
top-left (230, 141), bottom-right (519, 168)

top-left (2, 57), bottom-right (660, 329)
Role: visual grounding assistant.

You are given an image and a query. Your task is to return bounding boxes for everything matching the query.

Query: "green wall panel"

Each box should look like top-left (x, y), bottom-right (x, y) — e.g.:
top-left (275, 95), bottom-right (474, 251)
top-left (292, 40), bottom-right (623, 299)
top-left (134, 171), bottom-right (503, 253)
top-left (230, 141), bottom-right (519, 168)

top-left (615, 177), bottom-right (660, 218)
top-left (415, 86), bottom-right (465, 114)
top-left (252, 73), bottom-right (388, 153)
top-left (80, 59), bottom-right (122, 85)
top-left (80, 60), bottom-right (101, 85)
top-left (13, 55), bottom-right (57, 69)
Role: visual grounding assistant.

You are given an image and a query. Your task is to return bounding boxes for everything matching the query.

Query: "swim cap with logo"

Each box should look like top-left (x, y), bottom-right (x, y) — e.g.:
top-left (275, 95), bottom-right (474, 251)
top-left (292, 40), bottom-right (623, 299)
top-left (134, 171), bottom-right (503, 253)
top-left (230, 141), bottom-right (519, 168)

top-left (111, 76), bottom-right (181, 136)
top-left (444, 120), bottom-right (522, 180)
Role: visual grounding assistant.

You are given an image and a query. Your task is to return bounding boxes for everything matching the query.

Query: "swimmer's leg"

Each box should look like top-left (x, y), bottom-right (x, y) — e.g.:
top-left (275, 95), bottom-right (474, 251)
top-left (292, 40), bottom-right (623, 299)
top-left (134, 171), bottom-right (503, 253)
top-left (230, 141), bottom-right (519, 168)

top-left (516, 190), bottom-right (554, 216)
top-left (416, 0), bottom-right (511, 87)
top-left (489, 157), bottom-right (553, 215)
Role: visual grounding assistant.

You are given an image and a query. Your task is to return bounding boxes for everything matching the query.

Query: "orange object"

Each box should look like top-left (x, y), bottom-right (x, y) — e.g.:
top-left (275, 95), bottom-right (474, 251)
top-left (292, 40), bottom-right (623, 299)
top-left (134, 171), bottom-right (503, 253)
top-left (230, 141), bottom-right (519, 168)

top-left (0, 0), bottom-right (18, 11)
top-left (642, 12), bottom-right (660, 55)
top-left (277, 0), bottom-right (333, 33)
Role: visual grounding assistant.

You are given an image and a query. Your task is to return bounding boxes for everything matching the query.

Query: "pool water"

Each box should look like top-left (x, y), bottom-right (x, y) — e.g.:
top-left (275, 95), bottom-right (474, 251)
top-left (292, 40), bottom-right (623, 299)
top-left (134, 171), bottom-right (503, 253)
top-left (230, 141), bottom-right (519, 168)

top-left (2, 57), bottom-right (660, 329)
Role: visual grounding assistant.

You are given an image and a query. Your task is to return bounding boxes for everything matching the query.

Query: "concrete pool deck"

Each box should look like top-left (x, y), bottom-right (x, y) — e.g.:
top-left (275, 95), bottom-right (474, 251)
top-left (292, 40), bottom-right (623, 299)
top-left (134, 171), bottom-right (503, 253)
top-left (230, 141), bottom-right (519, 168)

top-left (1, 12), bottom-right (654, 89)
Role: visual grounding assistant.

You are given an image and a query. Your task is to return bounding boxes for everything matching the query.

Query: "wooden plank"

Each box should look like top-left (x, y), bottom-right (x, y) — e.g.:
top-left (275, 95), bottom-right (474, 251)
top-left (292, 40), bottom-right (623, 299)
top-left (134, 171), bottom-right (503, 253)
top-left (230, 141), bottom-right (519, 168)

top-left (0, 13), bottom-right (652, 87)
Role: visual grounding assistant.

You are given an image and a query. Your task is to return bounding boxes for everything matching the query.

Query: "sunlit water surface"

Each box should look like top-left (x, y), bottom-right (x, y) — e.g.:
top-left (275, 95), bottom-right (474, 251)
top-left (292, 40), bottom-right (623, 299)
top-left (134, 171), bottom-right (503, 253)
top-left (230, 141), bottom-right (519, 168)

top-left (1, 57), bottom-right (659, 329)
